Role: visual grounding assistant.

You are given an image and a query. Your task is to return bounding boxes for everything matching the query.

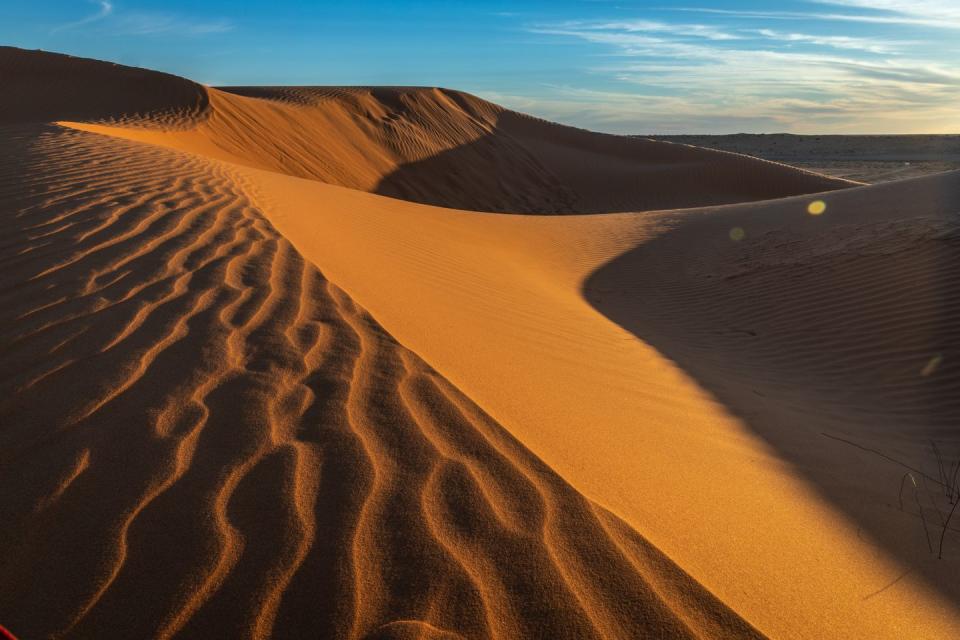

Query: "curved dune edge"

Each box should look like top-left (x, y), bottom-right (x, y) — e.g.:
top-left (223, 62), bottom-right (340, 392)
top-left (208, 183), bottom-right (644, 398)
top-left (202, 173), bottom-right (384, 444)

top-left (193, 86), bottom-right (856, 214)
top-left (0, 42), bottom-right (851, 214)
top-left (0, 124), bottom-right (769, 639)
top-left (68, 121), bottom-right (960, 638)
top-left (63, 84), bottom-right (852, 215)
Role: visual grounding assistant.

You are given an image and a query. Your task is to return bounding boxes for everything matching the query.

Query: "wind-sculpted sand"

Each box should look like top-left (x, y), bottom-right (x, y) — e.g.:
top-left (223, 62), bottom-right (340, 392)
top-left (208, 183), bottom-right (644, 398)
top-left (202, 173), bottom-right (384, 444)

top-left (204, 85), bottom-right (850, 213)
top-left (0, 123), bottom-right (767, 639)
top-left (2, 47), bottom-right (960, 639)
top-left (6, 45), bottom-right (846, 215)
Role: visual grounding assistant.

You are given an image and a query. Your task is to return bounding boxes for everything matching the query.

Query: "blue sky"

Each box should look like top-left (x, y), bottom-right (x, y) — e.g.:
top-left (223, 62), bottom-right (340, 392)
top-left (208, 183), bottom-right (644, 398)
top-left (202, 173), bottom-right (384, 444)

top-left (5, 1), bottom-right (960, 133)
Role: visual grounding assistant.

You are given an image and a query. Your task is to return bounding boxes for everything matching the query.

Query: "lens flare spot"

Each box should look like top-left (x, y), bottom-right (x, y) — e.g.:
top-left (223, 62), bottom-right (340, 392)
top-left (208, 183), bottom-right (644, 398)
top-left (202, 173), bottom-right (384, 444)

top-left (807, 200), bottom-right (827, 216)
top-left (921, 354), bottom-right (943, 377)
top-left (729, 227), bottom-right (745, 241)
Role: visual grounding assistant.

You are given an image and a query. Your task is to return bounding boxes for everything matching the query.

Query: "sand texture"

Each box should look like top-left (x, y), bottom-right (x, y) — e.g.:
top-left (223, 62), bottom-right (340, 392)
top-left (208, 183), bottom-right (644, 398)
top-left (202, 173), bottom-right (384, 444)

top-left (1, 47), bottom-right (959, 639)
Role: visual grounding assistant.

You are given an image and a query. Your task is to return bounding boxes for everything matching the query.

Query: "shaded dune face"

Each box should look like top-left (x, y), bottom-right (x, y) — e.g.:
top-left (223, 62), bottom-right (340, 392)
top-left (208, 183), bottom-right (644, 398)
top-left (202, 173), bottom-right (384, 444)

top-left (586, 174), bottom-right (960, 438)
top-left (374, 108), bottom-right (855, 214)
top-left (201, 86), bottom-right (580, 214)
top-left (585, 175), bottom-right (960, 608)
top-left (0, 47), bottom-right (207, 127)
top-left (0, 125), bottom-right (765, 639)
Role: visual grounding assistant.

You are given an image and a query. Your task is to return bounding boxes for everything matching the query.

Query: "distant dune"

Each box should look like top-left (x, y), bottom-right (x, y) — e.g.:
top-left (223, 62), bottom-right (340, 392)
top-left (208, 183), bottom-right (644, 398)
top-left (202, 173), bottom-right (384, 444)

top-left (1, 46), bottom-right (959, 640)
top-left (653, 133), bottom-right (960, 183)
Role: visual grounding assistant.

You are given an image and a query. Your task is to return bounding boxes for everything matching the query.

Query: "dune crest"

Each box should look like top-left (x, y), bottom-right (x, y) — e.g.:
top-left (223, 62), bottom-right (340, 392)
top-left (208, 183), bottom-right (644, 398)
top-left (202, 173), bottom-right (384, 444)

top-left (202, 86), bottom-right (854, 213)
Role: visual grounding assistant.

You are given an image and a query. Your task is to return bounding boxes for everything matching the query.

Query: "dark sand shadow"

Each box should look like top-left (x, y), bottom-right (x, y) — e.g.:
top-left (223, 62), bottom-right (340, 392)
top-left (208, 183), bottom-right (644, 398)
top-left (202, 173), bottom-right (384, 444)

top-left (374, 108), bottom-right (850, 214)
top-left (583, 171), bottom-right (960, 608)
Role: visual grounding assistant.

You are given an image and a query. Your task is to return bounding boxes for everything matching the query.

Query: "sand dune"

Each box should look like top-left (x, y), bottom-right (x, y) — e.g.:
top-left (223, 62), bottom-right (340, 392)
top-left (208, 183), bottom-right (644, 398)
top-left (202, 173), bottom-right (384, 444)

top-left (139, 85), bottom-right (858, 213)
top-left (209, 162), bottom-right (960, 640)
top-left (2, 48), bottom-right (850, 215)
top-left (2, 46), bottom-right (960, 639)
top-left (653, 133), bottom-right (960, 183)
top-left (0, 124), bottom-right (765, 639)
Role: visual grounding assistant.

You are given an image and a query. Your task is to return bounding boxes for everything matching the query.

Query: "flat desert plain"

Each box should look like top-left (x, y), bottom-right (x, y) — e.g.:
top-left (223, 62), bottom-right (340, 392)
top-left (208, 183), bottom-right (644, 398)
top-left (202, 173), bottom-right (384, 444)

top-left (652, 133), bottom-right (960, 184)
top-left (1, 47), bottom-right (959, 639)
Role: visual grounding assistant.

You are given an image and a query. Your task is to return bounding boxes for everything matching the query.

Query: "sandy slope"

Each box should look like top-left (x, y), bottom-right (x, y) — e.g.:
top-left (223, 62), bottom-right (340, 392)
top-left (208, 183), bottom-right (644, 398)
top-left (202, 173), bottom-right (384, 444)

top-left (0, 124), bottom-right (765, 639)
top-left (215, 164), bottom-right (960, 640)
top-left (0, 47), bottom-right (206, 127)
top-left (3, 47), bottom-right (960, 639)
top-left (207, 86), bottom-right (851, 213)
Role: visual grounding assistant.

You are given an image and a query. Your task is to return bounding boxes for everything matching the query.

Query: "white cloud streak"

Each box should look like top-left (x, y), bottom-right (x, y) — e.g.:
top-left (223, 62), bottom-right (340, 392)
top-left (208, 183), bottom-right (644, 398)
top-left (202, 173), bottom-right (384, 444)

top-left (574, 19), bottom-right (742, 41)
top-left (51, 2), bottom-right (233, 37)
top-left (748, 29), bottom-right (909, 54)
top-left (524, 17), bottom-right (960, 133)
top-left (677, 6), bottom-right (960, 30)
top-left (813, 0), bottom-right (960, 23)
top-left (113, 13), bottom-right (234, 36)
top-left (52, 0), bottom-right (113, 33)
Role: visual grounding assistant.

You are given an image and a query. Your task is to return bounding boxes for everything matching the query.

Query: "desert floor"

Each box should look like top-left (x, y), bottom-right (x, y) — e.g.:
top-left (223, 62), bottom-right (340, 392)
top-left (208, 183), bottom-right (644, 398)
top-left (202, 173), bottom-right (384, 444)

top-left (652, 133), bottom-right (960, 183)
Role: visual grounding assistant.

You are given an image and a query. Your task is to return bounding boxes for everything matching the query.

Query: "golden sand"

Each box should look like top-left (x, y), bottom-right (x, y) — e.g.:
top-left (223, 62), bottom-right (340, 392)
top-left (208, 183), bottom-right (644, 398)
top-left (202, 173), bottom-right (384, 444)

top-left (2, 46), bottom-right (959, 639)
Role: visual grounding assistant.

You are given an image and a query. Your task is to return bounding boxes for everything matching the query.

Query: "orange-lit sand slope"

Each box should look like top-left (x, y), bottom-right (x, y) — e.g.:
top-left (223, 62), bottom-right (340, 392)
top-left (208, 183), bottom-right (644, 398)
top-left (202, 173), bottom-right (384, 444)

top-left (3, 46), bottom-right (960, 639)
top-left (1, 47), bottom-right (767, 640)
top-left (202, 165), bottom-right (960, 640)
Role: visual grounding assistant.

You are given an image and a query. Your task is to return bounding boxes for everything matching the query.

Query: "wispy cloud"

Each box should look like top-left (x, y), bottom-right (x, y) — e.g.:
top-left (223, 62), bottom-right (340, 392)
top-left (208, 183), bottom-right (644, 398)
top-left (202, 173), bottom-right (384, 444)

top-left (113, 13), bottom-right (234, 36)
top-left (523, 16), bottom-right (960, 133)
top-left (677, 6), bottom-right (960, 30)
top-left (813, 0), bottom-right (960, 24)
top-left (561, 19), bottom-right (742, 41)
top-left (748, 29), bottom-right (910, 54)
top-left (530, 26), bottom-right (697, 57)
top-left (52, 0), bottom-right (113, 33)
top-left (534, 23), bottom-right (906, 56)
top-left (52, 2), bottom-right (233, 37)
top-left (485, 71), bottom-right (960, 134)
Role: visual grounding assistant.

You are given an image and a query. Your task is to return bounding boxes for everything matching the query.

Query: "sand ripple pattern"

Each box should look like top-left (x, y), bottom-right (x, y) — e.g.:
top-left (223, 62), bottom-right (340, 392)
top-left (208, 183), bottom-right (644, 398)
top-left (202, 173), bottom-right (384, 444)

top-left (594, 208), bottom-right (960, 437)
top-left (0, 125), bottom-right (763, 639)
